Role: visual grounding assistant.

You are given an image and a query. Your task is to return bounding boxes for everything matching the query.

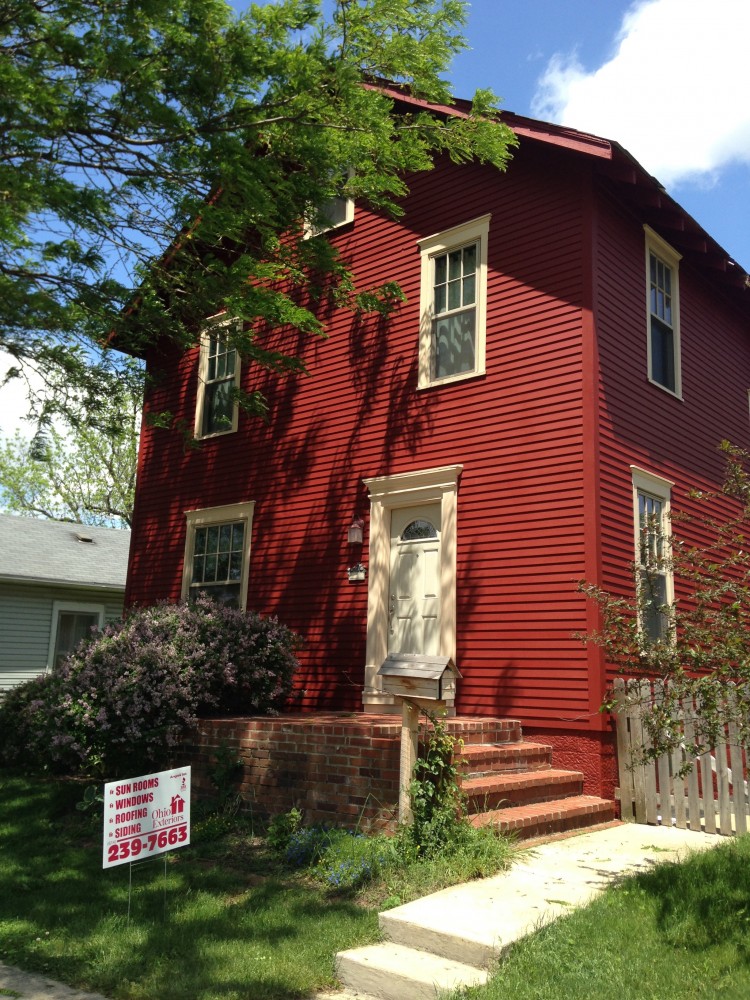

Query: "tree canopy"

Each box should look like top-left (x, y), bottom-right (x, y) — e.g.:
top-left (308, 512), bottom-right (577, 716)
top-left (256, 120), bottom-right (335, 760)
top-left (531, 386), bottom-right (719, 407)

top-left (1, 0), bottom-right (517, 424)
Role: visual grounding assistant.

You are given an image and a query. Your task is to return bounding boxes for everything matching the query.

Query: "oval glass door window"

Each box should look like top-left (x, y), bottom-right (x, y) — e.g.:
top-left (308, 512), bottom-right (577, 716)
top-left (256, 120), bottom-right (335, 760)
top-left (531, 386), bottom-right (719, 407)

top-left (401, 519), bottom-right (438, 541)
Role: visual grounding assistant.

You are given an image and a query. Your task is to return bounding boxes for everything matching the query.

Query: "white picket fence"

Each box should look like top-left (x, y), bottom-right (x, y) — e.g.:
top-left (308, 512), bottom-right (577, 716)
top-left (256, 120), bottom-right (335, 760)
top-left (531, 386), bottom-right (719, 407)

top-left (613, 677), bottom-right (749, 836)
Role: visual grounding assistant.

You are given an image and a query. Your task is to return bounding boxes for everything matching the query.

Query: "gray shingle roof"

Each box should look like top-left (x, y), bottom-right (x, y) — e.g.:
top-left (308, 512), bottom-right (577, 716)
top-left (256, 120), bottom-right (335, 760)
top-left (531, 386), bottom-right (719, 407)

top-left (0, 513), bottom-right (130, 590)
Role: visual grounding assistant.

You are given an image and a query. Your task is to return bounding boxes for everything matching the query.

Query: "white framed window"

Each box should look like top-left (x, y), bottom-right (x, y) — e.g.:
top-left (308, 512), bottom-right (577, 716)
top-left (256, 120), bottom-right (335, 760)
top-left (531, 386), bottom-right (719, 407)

top-left (418, 214), bottom-right (490, 388)
top-left (48, 601), bottom-right (104, 670)
top-left (306, 194), bottom-right (354, 237)
top-left (645, 226), bottom-right (682, 397)
top-left (195, 316), bottom-right (241, 439)
top-left (182, 501), bottom-right (256, 609)
top-left (631, 466), bottom-right (674, 645)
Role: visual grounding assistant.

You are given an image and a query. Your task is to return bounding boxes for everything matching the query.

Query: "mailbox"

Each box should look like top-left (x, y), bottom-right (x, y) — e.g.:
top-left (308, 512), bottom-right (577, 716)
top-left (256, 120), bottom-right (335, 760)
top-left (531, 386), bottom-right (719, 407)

top-left (377, 653), bottom-right (461, 703)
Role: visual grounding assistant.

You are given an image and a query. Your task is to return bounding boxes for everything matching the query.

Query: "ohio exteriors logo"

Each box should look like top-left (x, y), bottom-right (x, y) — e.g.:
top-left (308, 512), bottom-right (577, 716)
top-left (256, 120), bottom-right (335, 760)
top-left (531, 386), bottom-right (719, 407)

top-left (151, 793), bottom-right (186, 829)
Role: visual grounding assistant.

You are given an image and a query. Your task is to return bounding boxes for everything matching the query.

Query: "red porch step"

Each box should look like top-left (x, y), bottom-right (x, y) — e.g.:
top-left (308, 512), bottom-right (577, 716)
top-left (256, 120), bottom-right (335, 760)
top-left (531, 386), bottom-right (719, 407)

top-left (468, 795), bottom-right (617, 840)
top-left (457, 736), bottom-right (616, 841)
top-left (457, 740), bottom-right (553, 776)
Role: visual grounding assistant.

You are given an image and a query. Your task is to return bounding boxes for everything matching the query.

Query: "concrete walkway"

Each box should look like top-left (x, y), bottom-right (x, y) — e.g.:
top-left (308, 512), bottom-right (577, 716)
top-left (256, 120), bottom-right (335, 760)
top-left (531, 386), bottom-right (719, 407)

top-left (336, 823), bottom-right (723, 999)
top-left (0, 823), bottom-right (723, 1000)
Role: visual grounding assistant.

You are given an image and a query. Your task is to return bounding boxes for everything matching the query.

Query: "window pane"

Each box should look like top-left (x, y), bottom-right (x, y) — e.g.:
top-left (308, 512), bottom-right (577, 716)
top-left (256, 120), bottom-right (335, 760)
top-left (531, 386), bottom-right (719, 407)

top-left (463, 273), bottom-right (476, 304)
top-left (434, 254), bottom-right (447, 285)
top-left (205, 553), bottom-right (218, 581)
top-left (204, 379), bottom-right (234, 435)
top-left (448, 279), bottom-right (462, 311)
top-left (402, 519), bottom-right (438, 540)
top-left (231, 522), bottom-right (244, 551)
top-left (216, 552), bottom-right (229, 580)
top-left (463, 243), bottom-right (477, 273)
top-left (651, 317), bottom-right (675, 391)
top-left (206, 525), bottom-right (219, 552)
top-left (448, 249), bottom-right (462, 280)
top-left (434, 284), bottom-right (446, 314)
top-left (219, 524), bottom-right (232, 551)
top-left (191, 582), bottom-right (241, 608)
top-left (192, 554), bottom-right (204, 583)
top-left (193, 527), bottom-right (207, 555)
top-left (434, 309), bottom-right (476, 378)
top-left (54, 611), bottom-right (99, 667)
top-left (229, 551), bottom-right (243, 580)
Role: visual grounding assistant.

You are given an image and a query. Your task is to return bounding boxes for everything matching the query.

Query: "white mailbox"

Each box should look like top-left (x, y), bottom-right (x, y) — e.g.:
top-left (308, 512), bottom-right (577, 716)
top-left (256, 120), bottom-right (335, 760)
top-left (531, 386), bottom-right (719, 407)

top-left (377, 653), bottom-right (461, 704)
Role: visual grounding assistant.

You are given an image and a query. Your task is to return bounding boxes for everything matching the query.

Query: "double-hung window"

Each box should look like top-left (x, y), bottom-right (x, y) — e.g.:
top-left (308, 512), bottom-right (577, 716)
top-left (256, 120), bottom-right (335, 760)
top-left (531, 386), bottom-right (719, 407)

top-left (645, 226), bottom-right (681, 396)
top-left (195, 317), bottom-right (240, 439)
top-left (418, 215), bottom-right (490, 388)
top-left (631, 467), bottom-right (674, 644)
top-left (182, 502), bottom-right (256, 609)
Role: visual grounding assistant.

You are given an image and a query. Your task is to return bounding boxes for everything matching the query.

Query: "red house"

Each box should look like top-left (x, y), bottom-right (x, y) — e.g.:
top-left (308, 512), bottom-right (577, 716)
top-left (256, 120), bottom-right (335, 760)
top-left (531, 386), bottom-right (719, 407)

top-left (125, 88), bottom-right (750, 811)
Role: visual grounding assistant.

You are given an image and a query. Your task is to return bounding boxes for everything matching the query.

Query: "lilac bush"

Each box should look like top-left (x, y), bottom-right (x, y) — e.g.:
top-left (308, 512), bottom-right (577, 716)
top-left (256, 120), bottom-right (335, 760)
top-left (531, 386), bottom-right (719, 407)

top-left (0, 595), bottom-right (300, 777)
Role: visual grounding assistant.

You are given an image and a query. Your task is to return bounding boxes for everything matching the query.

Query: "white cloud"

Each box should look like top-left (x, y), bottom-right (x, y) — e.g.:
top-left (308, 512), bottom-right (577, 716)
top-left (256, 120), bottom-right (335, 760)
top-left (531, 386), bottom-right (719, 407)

top-left (532, 0), bottom-right (750, 186)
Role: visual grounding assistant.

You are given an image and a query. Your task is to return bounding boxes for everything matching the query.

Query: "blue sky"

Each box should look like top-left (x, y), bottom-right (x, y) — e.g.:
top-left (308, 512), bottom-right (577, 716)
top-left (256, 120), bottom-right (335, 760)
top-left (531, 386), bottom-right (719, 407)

top-left (1, 0), bottom-right (747, 437)
top-left (441, 0), bottom-right (750, 273)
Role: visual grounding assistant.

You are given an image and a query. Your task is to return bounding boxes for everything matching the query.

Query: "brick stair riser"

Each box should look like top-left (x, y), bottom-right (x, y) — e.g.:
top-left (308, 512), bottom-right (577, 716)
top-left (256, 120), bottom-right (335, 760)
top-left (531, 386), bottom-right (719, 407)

top-left (470, 797), bottom-right (616, 840)
top-left (457, 744), bottom-right (553, 777)
top-left (444, 721), bottom-right (522, 745)
top-left (465, 780), bottom-right (583, 812)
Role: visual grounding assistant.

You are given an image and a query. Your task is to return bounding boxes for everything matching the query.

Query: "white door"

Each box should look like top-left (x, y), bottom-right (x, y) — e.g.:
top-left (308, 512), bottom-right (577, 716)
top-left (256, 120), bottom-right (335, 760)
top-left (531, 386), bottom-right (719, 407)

top-left (389, 504), bottom-right (441, 655)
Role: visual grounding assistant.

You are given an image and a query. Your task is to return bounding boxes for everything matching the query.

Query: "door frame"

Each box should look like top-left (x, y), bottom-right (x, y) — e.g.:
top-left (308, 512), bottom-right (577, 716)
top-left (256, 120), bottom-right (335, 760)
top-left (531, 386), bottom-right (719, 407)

top-left (362, 464), bottom-right (462, 710)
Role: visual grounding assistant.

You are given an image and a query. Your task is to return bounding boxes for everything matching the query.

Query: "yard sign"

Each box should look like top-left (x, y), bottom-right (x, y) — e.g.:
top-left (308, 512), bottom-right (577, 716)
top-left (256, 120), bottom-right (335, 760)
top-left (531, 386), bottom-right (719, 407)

top-left (103, 766), bottom-right (191, 868)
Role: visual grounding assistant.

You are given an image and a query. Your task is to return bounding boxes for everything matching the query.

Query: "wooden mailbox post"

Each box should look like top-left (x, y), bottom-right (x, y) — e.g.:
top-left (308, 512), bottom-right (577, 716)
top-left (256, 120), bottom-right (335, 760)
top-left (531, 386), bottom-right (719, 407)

top-left (377, 654), bottom-right (462, 824)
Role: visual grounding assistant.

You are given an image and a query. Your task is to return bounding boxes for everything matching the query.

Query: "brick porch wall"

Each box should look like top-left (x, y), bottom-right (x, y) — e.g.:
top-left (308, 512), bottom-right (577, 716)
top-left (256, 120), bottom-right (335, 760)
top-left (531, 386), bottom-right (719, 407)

top-left (184, 713), bottom-right (520, 831)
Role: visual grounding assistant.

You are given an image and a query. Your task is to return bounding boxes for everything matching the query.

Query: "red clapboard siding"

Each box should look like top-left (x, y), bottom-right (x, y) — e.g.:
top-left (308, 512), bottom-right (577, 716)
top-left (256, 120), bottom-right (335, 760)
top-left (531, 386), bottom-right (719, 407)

top-left (127, 144), bottom-right (592, 725)
top-left (126, 126), bottom-right (750, 773)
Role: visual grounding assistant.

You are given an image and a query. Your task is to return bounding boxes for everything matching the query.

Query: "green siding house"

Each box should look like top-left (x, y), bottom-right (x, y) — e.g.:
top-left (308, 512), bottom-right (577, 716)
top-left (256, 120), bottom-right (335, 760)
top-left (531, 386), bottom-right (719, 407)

top-left (0, 514), bottom-right (130, 692)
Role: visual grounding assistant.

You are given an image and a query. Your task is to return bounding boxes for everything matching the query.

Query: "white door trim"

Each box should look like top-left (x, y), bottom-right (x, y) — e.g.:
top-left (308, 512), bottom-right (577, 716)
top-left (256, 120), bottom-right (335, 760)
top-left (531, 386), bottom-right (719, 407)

top-left (362, 465), bottom-right (462, 710)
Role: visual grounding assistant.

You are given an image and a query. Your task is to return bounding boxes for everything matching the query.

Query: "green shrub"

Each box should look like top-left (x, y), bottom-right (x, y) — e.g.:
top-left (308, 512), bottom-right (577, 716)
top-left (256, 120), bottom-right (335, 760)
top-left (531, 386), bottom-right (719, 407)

top-left (0, 595), bottom-right (301, 777)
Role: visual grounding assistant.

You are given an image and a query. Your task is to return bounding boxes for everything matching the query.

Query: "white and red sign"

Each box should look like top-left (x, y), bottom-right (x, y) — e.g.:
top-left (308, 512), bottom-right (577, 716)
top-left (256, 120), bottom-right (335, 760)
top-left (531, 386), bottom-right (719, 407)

top-left (103, 766), bottom-right (191, 869)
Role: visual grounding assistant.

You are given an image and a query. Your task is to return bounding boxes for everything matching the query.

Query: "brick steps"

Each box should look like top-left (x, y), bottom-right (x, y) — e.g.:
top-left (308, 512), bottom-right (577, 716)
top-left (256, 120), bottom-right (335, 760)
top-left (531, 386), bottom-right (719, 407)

top-left (457, 737), bottom-right (616, 841)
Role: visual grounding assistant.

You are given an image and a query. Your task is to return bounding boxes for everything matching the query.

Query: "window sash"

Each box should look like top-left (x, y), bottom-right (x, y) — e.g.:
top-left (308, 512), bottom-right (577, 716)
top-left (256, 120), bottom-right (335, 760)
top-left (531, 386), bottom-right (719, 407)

top-left (431, 241), bottom-right (478, 380)
top-left (54, 611), bottom-right (100, 668)
top-left (637, 489), bottom-right (670, 643)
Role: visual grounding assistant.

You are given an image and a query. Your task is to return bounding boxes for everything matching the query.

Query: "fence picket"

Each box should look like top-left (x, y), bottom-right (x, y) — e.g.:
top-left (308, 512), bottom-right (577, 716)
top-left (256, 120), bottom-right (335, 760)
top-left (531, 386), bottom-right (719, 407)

top-left (682, 698), bottom-right (702, 832)
top-left (715, 739), bottom-right (732, 835)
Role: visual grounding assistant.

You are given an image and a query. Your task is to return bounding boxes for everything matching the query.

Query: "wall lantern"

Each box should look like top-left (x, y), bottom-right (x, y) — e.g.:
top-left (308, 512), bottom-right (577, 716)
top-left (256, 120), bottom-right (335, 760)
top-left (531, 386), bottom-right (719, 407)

top-left (347, 516), bottom-right (364, 546)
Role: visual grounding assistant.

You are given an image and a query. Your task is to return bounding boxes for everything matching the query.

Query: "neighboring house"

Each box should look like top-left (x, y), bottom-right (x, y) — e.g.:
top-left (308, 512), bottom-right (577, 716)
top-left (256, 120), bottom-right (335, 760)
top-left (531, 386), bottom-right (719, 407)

top-left (0, 514), bottom-right (130, 691)
top-left (124, 87), bottom-right (750, 800)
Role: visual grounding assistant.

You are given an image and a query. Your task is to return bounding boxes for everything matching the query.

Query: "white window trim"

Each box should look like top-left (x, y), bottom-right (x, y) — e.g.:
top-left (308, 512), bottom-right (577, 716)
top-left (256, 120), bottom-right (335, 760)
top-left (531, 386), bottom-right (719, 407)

top-left (362, 465), bottom-right (462, 708)
top-left (47, 601), bottom-right (105, 670)
top-left (304, 195), bottom-right (355, 238)
top-left (417, 214), bottom-right (490, 389)
top-left (644, 225), bottom-right (682, 399)
top-left (194, 314), bottom-right (241, 440)
top-left (630, 466), bottom-right (674, 643)
top-left (181, 501), bottom-right (256, 608)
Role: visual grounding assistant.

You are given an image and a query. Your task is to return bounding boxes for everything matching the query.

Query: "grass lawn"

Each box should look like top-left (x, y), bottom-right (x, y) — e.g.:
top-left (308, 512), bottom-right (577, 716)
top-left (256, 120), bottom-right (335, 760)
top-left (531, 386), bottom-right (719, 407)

top-left (453, 834), bottom-right (750, 1000)
top-left (0, 771), bottom-right (514, 1000)
top-left (0, 772), bottom-right (380, 1000)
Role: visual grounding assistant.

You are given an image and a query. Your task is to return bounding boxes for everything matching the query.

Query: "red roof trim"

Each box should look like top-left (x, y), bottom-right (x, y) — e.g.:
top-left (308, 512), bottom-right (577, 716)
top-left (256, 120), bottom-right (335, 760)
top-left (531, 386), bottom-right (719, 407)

top-left (365, 82), bottom-right (614, 160)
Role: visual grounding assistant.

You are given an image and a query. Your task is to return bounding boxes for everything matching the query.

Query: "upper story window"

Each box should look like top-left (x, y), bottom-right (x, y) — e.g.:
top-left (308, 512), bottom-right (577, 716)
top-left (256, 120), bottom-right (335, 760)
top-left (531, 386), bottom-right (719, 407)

top-left (418, 214), bottom-right (490, 389)
top-left (645, 226), bottom-right (682, 397)
top-left (304, 173), bottom-right (355, 238)
top-left (182, 501), bottom-right (256, 609)
top-left (195, 317), bottom-right (240, 439)
top-left (631, 466), bottom-right (674, 645)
